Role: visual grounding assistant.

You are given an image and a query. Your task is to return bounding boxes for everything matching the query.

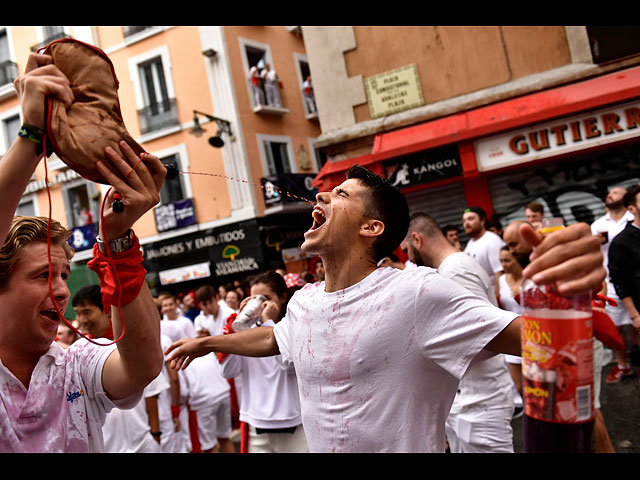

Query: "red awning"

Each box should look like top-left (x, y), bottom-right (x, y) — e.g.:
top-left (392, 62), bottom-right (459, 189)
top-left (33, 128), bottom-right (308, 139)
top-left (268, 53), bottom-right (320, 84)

top-left (313, 65), bottom-right (640, 191)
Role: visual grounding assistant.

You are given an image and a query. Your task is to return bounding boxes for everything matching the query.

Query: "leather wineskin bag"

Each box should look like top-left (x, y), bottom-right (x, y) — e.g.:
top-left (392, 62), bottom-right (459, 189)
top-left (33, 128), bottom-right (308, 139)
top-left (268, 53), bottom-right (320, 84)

top-left (42, 38), bottom-right (146, 184)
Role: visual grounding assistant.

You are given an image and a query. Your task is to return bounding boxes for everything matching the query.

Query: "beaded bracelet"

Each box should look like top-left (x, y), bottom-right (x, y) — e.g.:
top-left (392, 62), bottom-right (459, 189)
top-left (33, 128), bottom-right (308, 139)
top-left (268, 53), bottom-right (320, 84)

top-left (17, 123), bottom-right (53, 157)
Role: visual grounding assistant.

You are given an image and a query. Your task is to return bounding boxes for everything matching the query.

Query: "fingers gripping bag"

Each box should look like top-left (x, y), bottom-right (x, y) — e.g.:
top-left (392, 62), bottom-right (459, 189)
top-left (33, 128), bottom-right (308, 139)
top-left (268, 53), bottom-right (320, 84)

top-left (41, 37), bottom-right (146, 184)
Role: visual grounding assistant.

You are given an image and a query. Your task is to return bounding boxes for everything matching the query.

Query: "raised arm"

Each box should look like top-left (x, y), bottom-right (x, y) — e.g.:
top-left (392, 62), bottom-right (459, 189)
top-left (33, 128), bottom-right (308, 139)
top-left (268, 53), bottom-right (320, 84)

top-left (165, 326), bottom-right (280, 371)
top-left (95, 142), bottom-right (167, 401)
top-left (1, 53), bottom-right (73, 243)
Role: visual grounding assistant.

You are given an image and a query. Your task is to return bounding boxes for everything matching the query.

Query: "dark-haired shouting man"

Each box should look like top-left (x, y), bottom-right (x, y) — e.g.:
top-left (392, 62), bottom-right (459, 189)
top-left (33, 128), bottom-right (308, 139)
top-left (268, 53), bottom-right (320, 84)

top-left (167, 165), bottom-right (604, 453)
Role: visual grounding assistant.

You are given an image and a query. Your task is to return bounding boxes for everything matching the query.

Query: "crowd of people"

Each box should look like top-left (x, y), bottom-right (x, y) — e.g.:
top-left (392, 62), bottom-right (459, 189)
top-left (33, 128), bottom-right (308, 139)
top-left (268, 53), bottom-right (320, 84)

top-left (2, 49), bottom-right (638, 454)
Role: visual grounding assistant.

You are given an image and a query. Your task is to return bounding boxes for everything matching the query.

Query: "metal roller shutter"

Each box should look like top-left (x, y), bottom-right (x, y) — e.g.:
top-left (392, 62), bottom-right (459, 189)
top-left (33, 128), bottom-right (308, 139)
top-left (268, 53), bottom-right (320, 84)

top-left (487, 141), bottom-right (640, 228)
top-left (404, 181), bottom-right (470, 243)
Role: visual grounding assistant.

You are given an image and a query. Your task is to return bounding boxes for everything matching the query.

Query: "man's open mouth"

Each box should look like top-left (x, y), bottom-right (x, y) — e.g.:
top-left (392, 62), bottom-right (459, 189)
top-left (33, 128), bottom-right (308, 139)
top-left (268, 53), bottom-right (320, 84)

top-left (310, 207), bottom-right (326, 231)
top-left (40, 309), bottom-right (61, 322)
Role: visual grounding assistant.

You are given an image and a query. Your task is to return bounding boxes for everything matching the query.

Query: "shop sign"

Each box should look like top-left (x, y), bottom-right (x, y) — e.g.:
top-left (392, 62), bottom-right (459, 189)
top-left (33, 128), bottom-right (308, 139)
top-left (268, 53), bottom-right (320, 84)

top-left (385, 144), bottom-right (462, 188)
top-left (364, 64), bottom-right (424, 118)
top-left (143, 220), bottom-right (264, 281)
top-left (475, 99), bottom-right (640, 171)
top-left (154, 198), bottom-right (197, 232)
top-left (160, 262), bottom-right (211, 285)
top-left (24, 168), bottom-right (81, 195)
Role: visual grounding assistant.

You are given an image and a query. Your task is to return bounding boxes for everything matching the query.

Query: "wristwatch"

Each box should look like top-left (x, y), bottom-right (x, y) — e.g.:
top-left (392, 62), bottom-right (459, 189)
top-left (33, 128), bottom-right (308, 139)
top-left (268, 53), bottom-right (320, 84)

top-left (96, 229), bottom-right (135, 254)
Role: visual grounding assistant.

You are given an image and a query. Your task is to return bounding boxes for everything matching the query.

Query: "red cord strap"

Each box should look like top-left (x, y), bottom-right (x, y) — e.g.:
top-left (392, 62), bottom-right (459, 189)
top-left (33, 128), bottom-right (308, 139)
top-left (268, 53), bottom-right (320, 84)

top-left (87, 233), bottom-right (147, 314)
top-left (217, 313), bottom-right (237, 363)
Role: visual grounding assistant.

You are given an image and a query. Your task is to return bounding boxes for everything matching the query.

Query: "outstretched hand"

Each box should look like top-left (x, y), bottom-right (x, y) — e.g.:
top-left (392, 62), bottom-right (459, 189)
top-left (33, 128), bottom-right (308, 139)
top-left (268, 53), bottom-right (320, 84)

top-left (520, 222), bottom-right (605, 295)
top-left (164, 337), bottom-right (209, 371)
top-left (96, 141), bottom-right (166, 240)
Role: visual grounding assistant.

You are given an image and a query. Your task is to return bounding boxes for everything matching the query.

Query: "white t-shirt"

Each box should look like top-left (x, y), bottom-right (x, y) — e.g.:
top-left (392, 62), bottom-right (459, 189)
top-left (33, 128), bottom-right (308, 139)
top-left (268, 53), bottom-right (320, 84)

top-left (194, 304), bottom-right (236, 337)
top-left (221, 320), bottom-right (302, 430)
top-left (591, 210), bottom-right (635, 298)
top-left (0, 339), bottom-right (139, 453)
top-left (437, 253), bottom-right (514, 415)
top-left (273, 266), bottom-right (518, 453)
top-left (182, 353), bottom-right (230, 412)
top-left (161, 315), bottom-right (196, 343)
top-left (464, 230), bottom-right (505, 285)
top-left (498, 274), bottom-right (522, 315)
top-left (103, 369), bottom-right (169, 453)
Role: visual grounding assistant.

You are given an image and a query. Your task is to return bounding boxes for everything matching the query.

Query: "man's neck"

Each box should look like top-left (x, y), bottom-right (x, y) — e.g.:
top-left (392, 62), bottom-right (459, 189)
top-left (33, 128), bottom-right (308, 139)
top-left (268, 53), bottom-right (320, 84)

top-left (609, 206), bottom-right (627, 222)
top-left (432, 243), bottom-right (459, 269)
top-left (322, 251), bottom-right (378, 293)
top-left (470, 228), bottom-right (486, 241)
top-left (0, 343), bottom-right (47, 389)
top-left (166, 312), bottom-right (178, 321)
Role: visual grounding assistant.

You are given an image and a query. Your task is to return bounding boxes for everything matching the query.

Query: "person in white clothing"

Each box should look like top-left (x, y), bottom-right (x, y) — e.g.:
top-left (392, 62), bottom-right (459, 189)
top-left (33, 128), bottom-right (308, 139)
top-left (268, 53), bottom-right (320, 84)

top-left (591, 186), bottom-right (636, 383)
top-left (405, 212), bottom-right (515, 453)
top-left (161, 294), bottom-right (196, 341)
top-left (194, 285), bottom-right (236, 338)
top-left (462, 206), bottom-right (506, 286)
top-left (182, 353), bottom-right (235, 453)
top-left (0, 50), bottom-right (166, 452)
top-left (260, 63), bottom-right (281, 108)
top-left (103, 370), bottom-right (169, 453)
top-left (166, 165), bottom-right (605, 453)
top-left (220, 271), bottom-right (308, 453)
top-left (496, 246), bottom-right (525, 416)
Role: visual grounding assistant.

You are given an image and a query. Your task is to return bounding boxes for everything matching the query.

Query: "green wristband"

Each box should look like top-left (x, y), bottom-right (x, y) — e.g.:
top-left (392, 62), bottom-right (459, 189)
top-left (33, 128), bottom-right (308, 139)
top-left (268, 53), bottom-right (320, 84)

top-left (18, 123), bottom-right (52, 156)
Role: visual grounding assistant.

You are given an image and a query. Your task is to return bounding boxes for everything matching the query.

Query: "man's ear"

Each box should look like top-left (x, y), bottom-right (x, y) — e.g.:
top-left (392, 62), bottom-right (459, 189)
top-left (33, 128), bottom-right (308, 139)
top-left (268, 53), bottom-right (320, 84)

top-left (360, 219), bottom-right (385, 239)
top-left (410, 231), bottom-right (422, 248)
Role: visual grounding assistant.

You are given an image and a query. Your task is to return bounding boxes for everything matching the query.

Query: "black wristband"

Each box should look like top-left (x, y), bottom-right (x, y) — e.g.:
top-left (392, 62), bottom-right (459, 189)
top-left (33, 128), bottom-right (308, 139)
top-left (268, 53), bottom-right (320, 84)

top-left (150, 431), bottom-right (162, 437)
top-left (18, 123), bottom-right (53, 157)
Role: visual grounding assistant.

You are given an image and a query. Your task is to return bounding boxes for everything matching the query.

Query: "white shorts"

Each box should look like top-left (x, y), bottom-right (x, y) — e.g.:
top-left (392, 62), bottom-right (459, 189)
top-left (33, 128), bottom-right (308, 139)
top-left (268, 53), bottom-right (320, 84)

top-left (248, 424), bottom-right (309, 453)
top-left (194, 397), bottom-right (232, 451)
top-left (606, 301), bottom-right (632, 327)
top-left (445, 405), bottom-right (515, 453)
top-left (593, 338), bottom-right (603, 410)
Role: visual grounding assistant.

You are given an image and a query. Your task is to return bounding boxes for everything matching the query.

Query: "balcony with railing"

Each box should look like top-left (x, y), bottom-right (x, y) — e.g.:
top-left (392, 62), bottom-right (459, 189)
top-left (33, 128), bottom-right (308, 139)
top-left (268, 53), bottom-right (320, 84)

top-left (0, 60), bottom-right (18, 87)
top-left (123, 26), bottom-right (153, 38)
top-left (249, 78), bottom-right (289, 115)
top-left (138, 98), bottom-right (180, 135)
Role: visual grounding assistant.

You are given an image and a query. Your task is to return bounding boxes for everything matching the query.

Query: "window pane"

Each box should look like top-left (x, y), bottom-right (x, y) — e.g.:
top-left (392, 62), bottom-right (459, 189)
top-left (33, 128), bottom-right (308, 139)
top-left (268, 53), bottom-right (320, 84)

top-left (263, 140), bottom-right (291, 175)
top-left (16, 200), bottom-right (35, 217)
top-left (67, 184), bottom-right (94, 227)
top-left (4, 115), bottom-right (21, 145)
top-left (159, 155), bottom-right (185, 204)
top-left (0, 30), bottom-right (9, 61)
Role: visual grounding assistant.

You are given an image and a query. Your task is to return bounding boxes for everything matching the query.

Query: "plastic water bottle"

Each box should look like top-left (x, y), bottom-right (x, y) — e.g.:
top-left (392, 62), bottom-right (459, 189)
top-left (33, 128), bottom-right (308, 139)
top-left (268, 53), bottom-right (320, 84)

top-left (232, 295), bottom-right (267, 332)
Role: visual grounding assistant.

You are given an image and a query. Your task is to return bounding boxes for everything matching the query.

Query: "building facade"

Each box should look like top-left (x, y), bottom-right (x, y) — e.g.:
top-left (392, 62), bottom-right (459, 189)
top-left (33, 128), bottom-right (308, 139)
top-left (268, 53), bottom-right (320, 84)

top-left (303, 26), bottom-right (640, 247)
top-left (0, 25), bottom-right (322, 309)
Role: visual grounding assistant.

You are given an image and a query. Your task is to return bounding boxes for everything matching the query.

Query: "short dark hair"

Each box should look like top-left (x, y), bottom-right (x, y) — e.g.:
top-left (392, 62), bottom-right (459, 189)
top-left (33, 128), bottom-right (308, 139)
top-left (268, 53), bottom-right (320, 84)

top-left (409, 212), bottom-right (444, 239)
top-left (195, 284), bottom-right (217, 304)
top-left (72, 284), bottom-right (103, 311)
top-left (441, 224), bottom-right (458, 234)
top-left (623, 185), bottom-right (640, 208)
top-left (345, 164), bottom-right (410, 261)
top-left (464, 206), bottom-right (487, 220)
top-left (525, 201), bottom-right (544, 214)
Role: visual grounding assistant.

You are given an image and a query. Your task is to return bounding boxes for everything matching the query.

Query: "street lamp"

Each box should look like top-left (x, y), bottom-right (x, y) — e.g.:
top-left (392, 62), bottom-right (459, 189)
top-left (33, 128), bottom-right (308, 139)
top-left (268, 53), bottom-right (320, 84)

top-left (190, 110), bottom-right (234, 148)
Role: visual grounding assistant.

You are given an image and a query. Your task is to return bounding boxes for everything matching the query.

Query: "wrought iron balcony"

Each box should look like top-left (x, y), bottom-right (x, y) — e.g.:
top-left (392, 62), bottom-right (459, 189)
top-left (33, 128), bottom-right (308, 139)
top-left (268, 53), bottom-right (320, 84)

top-left (138, 98), bottom-right (180, 134)
top-left (123, 26), bottom-right (153, 37)
top-left (0, 60), bottom-right (18, 87)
